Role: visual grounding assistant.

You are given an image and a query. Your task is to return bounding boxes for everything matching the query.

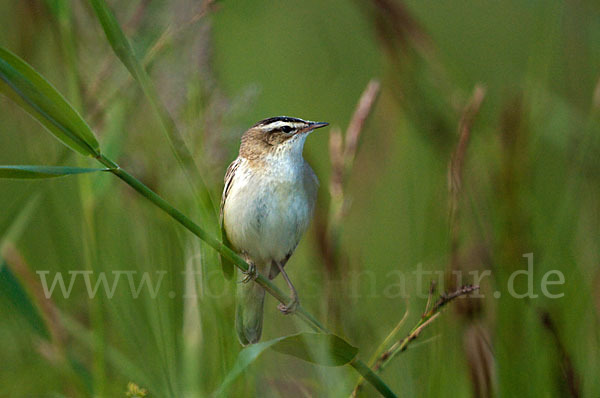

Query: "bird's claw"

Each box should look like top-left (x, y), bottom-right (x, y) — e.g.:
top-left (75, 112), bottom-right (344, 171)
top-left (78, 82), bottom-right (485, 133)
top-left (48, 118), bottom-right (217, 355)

top-left (240, 263), bottom-right (257, 283)
top-left (278, 298), bottom-right (299, 315)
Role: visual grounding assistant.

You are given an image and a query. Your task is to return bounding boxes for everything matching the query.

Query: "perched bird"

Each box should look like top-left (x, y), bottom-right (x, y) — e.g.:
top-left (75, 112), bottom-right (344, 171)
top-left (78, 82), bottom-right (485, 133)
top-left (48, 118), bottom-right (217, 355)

top-left (220, 116), bottom-right (328, 345)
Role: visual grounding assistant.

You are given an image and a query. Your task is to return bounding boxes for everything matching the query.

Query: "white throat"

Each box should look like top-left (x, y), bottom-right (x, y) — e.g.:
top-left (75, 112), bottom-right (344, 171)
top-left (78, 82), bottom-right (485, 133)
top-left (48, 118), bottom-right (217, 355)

top-left (263, 133), bottom-right (309, 177)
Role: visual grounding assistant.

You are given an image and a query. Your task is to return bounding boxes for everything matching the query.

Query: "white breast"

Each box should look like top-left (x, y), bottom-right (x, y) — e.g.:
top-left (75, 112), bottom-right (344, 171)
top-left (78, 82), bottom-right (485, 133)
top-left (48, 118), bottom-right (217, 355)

top-left (223, 154), bottom-right (316, 266)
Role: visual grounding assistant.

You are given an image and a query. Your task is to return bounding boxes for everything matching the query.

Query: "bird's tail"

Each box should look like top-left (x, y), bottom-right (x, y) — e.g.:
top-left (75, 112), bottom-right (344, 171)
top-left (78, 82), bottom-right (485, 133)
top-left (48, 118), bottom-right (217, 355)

top-left (235, 277), bottom-right (265, 346)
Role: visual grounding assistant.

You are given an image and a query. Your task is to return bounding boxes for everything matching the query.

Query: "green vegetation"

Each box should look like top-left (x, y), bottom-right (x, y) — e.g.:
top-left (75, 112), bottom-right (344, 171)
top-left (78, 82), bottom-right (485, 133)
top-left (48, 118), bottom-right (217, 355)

top-left (1, 0), bottom-right (599, 397)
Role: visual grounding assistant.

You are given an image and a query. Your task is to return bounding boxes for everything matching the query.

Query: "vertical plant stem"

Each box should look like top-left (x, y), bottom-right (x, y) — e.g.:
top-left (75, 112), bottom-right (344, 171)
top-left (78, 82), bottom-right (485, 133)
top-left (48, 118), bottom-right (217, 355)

top-left (89, 0), bottom-right (216, 219)
top-left (350, 306), bottom-right (409, 397)
top-left (48, 2), bottom-right (107, 393)
top-left (349, 359), bottom-right (398, 398)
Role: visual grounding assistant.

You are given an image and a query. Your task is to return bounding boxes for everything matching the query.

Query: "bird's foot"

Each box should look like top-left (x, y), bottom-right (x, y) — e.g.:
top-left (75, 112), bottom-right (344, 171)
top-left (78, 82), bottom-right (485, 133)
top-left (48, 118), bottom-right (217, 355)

top-left (240, 262), bottom-right (257, 283)
top-left (277, 297), bottom-right (299, 315)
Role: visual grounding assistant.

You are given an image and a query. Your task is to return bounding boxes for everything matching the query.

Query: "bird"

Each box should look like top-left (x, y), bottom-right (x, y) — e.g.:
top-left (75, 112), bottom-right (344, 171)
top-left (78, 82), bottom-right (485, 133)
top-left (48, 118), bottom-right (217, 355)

top-left (220, 116), bottom-right (328, 346)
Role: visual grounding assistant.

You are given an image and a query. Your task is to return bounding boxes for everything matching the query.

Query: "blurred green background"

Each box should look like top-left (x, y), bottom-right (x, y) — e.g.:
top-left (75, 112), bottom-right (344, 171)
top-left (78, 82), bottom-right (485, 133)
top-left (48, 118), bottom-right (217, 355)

top-left (1, 0), bottom-right (599, 397)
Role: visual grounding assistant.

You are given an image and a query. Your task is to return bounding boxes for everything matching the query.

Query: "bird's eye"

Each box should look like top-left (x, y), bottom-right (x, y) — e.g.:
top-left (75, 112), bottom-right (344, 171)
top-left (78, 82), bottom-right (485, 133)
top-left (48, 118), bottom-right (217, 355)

top-left (281, 126), bottom-right (293, 133)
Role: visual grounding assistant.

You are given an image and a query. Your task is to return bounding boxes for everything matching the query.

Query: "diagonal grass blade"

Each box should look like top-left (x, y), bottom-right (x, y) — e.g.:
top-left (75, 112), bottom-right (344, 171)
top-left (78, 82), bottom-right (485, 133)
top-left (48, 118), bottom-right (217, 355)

top-left (0, 259), bottom-right (50, 340)
top-left (0, 47), bottom-right (100, 157)
top-left (0, 165), bottom-right (109, 179)
top-left (215, 332), bottom-right (358, 396)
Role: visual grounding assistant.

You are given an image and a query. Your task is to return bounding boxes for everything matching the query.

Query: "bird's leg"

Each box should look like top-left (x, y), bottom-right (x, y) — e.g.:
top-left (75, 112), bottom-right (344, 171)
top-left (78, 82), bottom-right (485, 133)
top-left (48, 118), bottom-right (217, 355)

top-left (275, 261), bottom-right (299, 314)
top-left (240, 253), bottom-right (257, 283)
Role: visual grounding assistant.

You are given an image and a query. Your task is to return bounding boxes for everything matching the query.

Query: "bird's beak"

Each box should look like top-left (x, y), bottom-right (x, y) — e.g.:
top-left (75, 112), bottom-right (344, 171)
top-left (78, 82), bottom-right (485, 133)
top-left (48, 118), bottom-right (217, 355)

top-left (299, 121), bottom-right (329, 134)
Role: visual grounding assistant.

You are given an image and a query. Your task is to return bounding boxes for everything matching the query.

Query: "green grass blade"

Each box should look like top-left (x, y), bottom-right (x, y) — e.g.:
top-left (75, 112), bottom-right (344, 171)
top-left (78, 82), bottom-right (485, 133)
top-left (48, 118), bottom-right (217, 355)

top-left (215, 333), bottom-right (358, 396)
top-left (0, 47), bottom-right (100, 157)
top-left (0, 165), bottom-right (109, 179)
top-left (89, 0), bottom-right (229, 286)
top-left (88, 0), bottom-right (141, 80)
top-left (215, 338), bottom-right (281, 396)
top-left (0, 194), bottom-right (41, 251)
top-left (349, 359), bottom-right (398, 398)
top-left (0, 259), bottom-right (50, 340)
top-left (270, 332), bottom-right (358, 366)
top-left (0, 195), bottom-right (48, 340)
top-left (88, 0), bottom-right (218, 223)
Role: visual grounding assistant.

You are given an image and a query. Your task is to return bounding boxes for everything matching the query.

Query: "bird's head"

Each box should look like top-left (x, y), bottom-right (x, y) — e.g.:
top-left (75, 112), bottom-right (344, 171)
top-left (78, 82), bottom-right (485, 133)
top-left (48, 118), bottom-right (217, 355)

top-left (240, 116), bottom-right (328, 160)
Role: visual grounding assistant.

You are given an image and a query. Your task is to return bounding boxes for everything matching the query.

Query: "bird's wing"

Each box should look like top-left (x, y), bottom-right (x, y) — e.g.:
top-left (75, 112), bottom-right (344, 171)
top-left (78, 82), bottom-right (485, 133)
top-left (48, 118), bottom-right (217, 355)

top-left (219, 157), bottom-right (242, 279)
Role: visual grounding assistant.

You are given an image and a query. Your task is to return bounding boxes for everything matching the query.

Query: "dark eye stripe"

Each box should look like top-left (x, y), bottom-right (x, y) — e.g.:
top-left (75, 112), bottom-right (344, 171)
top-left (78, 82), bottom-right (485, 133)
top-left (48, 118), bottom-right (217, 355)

top-left (281, 126), bottom-right (293, 133)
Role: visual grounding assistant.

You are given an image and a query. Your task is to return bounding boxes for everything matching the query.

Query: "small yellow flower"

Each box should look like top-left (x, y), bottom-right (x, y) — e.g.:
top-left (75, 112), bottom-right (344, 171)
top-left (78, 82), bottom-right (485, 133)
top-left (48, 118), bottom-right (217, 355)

top-left (126, 382), bottom-right (147, 397)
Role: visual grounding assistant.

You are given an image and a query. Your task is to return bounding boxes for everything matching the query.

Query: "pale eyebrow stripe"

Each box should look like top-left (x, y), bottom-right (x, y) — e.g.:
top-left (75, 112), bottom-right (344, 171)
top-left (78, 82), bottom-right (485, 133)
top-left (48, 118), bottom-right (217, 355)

top-left (253, 116), bottom-right (308, 128)
top-left (261, 121), bottom-right (305, 130)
